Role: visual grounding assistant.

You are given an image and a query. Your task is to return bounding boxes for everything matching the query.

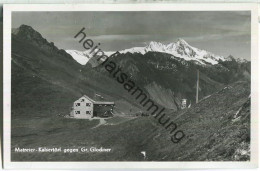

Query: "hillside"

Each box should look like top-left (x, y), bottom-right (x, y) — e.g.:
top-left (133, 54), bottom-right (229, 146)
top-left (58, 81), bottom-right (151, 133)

top-left (144, 81), bottom-right (250, 161)
top-left (95, 51), bottom-right (250, 110)
top-left (11, 25), bottom-right (250, 161)
top-left (11, 25), bottom-right (144, 118)
top-left (12, 81), bottom-right (250, 161)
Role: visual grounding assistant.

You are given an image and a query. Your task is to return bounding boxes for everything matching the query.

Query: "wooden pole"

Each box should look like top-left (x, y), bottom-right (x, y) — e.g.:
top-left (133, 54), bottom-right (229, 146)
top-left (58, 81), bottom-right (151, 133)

top-left (196, 70), bottom-right (199, 103)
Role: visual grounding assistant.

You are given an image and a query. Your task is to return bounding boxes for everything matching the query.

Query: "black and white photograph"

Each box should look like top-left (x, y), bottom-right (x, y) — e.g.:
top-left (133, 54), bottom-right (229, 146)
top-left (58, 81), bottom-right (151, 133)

top-left (3, 3), bottom-right (259, 169)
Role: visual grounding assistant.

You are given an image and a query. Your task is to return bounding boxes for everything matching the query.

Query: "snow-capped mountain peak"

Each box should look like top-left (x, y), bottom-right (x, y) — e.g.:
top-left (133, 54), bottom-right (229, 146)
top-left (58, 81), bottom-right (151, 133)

top-left (67, 39), bottom-right (228, 65)
top-left (147, 41), bottom-right (165, 51)
top-left (176, 38), bottom-right (189, 45)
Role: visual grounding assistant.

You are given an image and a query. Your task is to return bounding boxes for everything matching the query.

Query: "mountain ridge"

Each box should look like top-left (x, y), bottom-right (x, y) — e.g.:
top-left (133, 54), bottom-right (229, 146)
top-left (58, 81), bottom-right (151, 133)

top-left (12, 24), bottom-right (71, 58)
top-left (11, 24), bottom-right (251, 161)
top-left (66, 38), bottom-right (247, 66)
top-left (12, 25), bottom-right (248, 66)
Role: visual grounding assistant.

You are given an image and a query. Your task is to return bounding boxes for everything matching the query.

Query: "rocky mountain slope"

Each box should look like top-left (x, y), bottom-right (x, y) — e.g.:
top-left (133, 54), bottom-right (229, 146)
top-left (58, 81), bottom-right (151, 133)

top-left (12, 24), bottom-right (250, 113)
top-left (94, 50), bottom-right (250, 109)
top-left (11, 25), bottom-right (251, 161)
top-left (11, 25), bottom-right (144, 117)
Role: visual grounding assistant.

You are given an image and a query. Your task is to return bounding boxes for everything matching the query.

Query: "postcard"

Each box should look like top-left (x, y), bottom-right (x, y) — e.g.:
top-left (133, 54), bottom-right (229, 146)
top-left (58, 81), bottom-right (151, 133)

top-left (3, 3), bottom-right (259, 169)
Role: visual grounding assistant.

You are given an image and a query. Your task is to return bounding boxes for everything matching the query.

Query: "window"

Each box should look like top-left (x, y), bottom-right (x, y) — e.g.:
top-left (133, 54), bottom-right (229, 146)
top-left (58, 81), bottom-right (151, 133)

top-left (86, 111), bottom-right (91, 114)
top-left (86, 103), bottom-right (91, 106)
top-left (81, 99), bottom-right (85, 102)
top-left (75, 111), bottom-right (80, 114)
top-left (75, 103), bottom-right (80, 107)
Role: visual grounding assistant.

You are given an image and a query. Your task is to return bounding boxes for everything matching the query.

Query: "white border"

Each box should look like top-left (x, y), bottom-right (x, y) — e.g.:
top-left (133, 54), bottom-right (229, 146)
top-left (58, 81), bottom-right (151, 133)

top-left (3, 3), bottom-right (259, 169)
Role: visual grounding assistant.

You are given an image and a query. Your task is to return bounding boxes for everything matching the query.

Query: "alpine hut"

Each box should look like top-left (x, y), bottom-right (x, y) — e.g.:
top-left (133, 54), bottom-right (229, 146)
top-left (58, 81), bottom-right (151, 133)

top-left (70, 95), bottom-right (115, 119)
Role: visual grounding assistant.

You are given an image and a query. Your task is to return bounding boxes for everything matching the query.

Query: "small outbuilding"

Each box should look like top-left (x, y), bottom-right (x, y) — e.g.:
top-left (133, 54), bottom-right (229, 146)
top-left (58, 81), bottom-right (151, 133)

top-left (70, 95), bottom-right (115, 119)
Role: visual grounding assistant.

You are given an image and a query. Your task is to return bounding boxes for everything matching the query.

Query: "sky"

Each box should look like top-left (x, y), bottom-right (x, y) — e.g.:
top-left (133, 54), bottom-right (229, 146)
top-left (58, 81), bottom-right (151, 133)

top-left (12, 11), bottom-right (251, 60)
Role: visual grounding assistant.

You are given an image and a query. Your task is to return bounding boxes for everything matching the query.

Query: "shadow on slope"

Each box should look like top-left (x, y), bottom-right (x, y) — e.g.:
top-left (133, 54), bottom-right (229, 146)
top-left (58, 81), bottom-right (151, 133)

top-left (11, 81), bottom-right (250, 161)
top-left (141, 81), bottom-right (250, 161)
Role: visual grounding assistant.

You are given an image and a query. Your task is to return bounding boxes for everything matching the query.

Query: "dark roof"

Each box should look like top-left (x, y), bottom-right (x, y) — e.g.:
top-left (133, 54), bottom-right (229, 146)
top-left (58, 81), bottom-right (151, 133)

top-left (83, 95), bottom-right (115, 105)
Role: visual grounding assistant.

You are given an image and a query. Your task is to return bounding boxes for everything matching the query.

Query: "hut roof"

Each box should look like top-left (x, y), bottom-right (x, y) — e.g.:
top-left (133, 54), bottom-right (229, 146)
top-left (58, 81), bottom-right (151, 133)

top-left (83, 95), bottom-right (115, 105)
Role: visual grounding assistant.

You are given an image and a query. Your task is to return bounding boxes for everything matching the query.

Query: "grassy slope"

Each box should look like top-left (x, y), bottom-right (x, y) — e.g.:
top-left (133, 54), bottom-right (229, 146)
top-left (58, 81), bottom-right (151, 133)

top-left (11, 35), bottom-right (144, 117)
top-left (143, 81), bottom-right (250, 161)
top-left (12, 81), bottom-right (250, 161)
top-left (11, 35), bottom-right (145, 160)
top-left (11, 29), bottom-right (250, 161)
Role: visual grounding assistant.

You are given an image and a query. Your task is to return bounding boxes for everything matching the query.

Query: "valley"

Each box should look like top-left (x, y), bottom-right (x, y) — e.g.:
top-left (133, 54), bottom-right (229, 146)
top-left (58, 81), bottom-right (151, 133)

top-left (11, 24), bottom-right (251, 161)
